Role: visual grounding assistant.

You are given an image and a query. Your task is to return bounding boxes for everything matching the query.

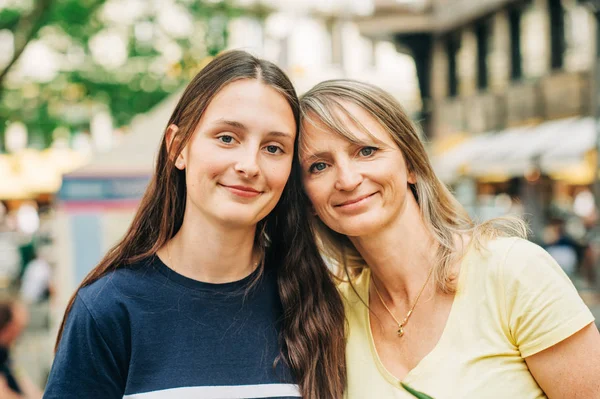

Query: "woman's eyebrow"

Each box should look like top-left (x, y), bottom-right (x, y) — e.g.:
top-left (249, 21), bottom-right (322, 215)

top-left (301, 150), bottom-right (330, 163)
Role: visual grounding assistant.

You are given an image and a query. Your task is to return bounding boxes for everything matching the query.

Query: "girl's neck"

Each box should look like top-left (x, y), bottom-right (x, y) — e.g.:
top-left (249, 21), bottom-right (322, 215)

top-left (158, 211), bottom-right (260, 284)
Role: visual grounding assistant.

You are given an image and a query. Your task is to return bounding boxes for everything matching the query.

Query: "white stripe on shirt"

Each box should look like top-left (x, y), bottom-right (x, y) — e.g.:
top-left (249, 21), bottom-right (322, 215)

top-left (123, 383), bottom-right (301, 399)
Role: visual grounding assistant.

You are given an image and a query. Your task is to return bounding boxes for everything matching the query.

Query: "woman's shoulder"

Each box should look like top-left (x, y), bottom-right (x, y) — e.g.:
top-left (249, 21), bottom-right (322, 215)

top-left (470, 236), bottom-right (547, 271)
top-left (468, 236), bottom-right (572, 293)
top-left (474, 235), bottom-right (528, 257)
top-left (474, 238), bottom-right (593, 357)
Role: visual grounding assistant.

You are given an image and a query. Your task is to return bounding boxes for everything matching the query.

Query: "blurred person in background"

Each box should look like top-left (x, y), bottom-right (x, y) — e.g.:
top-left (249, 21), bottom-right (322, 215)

top-left (0, 301), bottom-right (43, 399)
top-left (543, 217), bottom-right (583, 278)
top-left (43, 50), bottom-right (345, 399)
top-left (298, 79), bottom-right (600, 398)
top-left (19, 248), bottom-right (52, 305)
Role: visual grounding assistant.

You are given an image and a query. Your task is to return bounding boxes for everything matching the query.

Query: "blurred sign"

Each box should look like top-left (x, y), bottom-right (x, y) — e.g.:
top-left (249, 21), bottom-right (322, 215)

top-left (59, 176), bottom-right (150, 202)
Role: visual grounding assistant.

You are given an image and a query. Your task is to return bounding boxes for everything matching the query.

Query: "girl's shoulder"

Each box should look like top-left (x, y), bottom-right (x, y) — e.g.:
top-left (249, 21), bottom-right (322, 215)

top-left (76, 257), bottom-right (161, 318)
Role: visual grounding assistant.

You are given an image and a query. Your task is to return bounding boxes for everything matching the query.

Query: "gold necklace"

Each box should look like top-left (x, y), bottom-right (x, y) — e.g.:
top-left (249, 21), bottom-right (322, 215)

top-left (371, 266), bottom-right (435, 337)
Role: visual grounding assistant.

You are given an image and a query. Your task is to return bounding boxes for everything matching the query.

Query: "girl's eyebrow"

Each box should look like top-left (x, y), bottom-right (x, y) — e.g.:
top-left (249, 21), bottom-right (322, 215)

top-left (213, 118), bottom-right (246, 130)
top-left (213, 118), bottom-right (294, 140)
top-left (266, 131), bottom-right (294, 142)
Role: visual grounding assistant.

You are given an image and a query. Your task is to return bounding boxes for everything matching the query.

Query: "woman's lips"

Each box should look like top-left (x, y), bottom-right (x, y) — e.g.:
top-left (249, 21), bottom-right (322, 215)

top-left (335, 192), bottom-right (376, 208)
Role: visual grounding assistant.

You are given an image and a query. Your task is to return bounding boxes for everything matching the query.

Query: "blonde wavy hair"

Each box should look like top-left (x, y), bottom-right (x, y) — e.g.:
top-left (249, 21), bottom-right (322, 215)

top-left (299, 79), bottom-right (527, 294)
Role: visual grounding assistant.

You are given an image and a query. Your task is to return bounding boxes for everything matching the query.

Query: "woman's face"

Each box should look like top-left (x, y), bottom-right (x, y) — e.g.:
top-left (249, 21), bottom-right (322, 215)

top-left (174, 79), bottom-right (296, 228)
top-left (300, 100), bottom-right (415, 237)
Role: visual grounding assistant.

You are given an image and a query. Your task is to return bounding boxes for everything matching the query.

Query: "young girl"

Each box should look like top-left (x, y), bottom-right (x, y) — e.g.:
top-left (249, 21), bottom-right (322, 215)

top-left (43, 51), bottom-right (346, 399)
top-left (298, 79), bottom-right (600, 398)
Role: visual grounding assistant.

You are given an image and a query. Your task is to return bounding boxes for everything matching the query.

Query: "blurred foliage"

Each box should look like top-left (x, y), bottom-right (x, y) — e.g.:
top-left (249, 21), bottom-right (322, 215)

top-left (0, 0), bottom-right (263, 151)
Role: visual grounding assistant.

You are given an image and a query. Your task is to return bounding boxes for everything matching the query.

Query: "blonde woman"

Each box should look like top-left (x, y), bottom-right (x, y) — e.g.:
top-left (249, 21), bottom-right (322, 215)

top-left (298, 79), bottom-right (600, 398)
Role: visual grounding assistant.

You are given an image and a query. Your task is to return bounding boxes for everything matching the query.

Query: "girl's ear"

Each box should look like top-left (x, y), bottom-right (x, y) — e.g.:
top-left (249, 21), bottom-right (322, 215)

top-left (166, 124), bottom-right (185, 170)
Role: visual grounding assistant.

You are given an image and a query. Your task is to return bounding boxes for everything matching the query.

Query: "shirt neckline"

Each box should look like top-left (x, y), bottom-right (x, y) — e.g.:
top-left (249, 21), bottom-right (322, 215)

top-left (362, 242), bottom-right (474, 387)
top-left (151, 254), bottom-right (263, 293)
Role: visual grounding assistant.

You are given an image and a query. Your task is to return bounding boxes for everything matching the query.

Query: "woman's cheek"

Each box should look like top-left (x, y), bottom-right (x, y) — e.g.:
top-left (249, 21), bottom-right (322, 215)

top-left (307, 186), bottom-right (326, 210)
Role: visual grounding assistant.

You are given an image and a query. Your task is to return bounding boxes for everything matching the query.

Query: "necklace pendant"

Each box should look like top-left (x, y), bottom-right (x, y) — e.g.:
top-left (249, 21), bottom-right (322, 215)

top-left (397, 325), bottom-right (404, 337)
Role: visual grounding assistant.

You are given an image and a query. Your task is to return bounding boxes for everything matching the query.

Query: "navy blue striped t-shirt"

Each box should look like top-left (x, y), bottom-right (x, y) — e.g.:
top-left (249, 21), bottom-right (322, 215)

top-left (43, 256), bottom-right (300, 399)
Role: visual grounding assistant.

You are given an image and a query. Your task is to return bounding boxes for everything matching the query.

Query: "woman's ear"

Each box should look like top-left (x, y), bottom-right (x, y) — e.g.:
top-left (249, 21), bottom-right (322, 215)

top-left (407, 169), bottom-right (417, 185)
top-left (166, 124), bottom-right (185, 170)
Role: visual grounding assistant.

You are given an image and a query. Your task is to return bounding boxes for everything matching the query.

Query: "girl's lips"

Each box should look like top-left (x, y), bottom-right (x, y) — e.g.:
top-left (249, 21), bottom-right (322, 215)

top-left (220, 184), bottom-right (262, 198)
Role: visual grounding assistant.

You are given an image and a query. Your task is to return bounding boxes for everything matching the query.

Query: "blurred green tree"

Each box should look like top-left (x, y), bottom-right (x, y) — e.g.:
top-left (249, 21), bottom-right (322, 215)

top-left (0, 0), bottom-right (259, 151)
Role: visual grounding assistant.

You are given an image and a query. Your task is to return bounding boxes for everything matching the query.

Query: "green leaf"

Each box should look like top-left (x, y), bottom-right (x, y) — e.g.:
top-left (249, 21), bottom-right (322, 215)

top-left (0, 8), bottom-right (22, 31)
top-left (401, 383), bottom-right (436, 399)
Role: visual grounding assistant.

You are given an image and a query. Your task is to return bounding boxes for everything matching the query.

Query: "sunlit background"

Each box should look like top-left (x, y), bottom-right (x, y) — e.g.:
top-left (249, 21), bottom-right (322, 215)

top-left (1, 0), bottom-right (600, 389)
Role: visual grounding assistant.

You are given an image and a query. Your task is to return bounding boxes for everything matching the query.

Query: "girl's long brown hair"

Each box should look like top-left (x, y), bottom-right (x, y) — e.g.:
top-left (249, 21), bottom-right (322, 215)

top-left (56, 51), bottom-right (346, 399)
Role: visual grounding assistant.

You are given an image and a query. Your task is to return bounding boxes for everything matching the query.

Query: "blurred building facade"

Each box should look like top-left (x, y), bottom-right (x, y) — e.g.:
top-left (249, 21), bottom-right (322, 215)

top-left (358, 0), bottom-right (593, 136)
top-left (357, 0), bottom-right (597, 240)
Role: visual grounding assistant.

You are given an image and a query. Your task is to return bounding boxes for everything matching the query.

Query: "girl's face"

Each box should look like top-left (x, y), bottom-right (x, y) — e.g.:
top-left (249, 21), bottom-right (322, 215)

top-left (174, 79), bottom-right (296, 228)
top-left (300, 100), bottom-right (416, 237)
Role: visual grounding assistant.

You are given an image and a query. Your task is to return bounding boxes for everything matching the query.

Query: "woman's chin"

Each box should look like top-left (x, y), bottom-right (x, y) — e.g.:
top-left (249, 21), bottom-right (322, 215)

top-left (329, 220), bottom-right (383, 238)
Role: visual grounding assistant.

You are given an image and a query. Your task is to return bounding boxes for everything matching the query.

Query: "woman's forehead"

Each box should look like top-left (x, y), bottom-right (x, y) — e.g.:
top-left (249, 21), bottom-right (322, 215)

top-left (300, 101), bottom-right (392, 147)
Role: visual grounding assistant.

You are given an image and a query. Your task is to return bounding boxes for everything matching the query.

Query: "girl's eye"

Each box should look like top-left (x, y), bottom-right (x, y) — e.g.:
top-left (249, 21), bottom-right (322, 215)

top-left (359, 147), bottom-right (377, 157)
top-left (218, 135), bottom-right (234, 144)
top-left (309, 162), bottom-right (327, 173)
top-left (265, 145), bottom-right (282, 154)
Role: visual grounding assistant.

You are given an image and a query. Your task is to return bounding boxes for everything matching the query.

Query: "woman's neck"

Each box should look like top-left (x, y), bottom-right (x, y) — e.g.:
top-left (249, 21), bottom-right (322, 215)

top-left (350, 195), bottom-right (437, 303)
top-left (158, 211), bottom-right (259, 284)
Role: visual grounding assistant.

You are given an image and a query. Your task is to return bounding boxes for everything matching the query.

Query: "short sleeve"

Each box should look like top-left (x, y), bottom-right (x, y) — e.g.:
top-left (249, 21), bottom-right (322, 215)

top-left (43, 294), bottom-right (127, 399)
top-left (502, 238), bottom-right (595, 358)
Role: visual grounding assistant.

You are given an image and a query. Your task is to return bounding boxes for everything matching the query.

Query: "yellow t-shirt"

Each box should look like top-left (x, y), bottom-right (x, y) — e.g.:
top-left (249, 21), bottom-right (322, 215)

top-left (340, 237), bottom-right (595, 399)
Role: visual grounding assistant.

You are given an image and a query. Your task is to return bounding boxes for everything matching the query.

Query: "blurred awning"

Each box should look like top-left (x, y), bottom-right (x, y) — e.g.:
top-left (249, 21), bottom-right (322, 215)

top-left (0, 148), bottom-right (88, 200)
top-left (433, 117), bottom-right (597, 184)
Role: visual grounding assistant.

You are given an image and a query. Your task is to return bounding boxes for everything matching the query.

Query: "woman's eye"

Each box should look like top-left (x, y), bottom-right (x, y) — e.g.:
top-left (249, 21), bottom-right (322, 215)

top-left (309, 162), bottom-right (327, 173)
top-left (359, 147), bottom-right (377, 157)
top-left (265, 145), bottom-right (282, 154)
top-left (218, 135), bottom-right (234, 144)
